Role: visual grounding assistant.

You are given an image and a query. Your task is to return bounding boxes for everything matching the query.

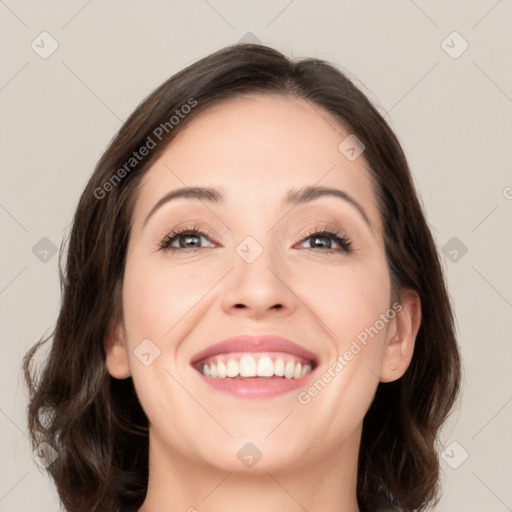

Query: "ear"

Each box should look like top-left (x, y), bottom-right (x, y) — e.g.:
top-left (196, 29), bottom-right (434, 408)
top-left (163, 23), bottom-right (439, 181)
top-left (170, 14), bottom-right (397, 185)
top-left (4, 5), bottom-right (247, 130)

top-left (380, 290), bottom-right (422, 383)
top-left (104, 322), bottom-right (131, 379)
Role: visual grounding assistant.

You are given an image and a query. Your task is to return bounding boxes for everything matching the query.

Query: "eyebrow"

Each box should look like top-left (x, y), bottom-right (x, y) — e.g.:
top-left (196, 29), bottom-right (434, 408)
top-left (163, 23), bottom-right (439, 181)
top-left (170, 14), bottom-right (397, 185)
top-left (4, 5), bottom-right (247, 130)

top-left (285, 185), bottom-right (372, 228)
top-left (142, 185), bottom-right (372, 229)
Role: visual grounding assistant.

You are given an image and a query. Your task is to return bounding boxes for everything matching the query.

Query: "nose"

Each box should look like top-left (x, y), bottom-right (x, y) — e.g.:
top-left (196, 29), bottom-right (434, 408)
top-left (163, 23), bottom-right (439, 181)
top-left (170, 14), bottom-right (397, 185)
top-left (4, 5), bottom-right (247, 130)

top-left (220, 245), bottom-right (298, 319)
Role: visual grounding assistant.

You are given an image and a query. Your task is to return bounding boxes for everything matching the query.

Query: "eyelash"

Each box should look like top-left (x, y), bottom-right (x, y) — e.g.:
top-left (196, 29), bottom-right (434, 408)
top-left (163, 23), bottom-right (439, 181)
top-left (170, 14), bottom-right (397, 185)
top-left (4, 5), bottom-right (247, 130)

top-left (158, 224), bottom-right (352, 254)
top-left (297, 225), bottom-right (352, 254)
top-left (158, 225), bottom-right (219, 252)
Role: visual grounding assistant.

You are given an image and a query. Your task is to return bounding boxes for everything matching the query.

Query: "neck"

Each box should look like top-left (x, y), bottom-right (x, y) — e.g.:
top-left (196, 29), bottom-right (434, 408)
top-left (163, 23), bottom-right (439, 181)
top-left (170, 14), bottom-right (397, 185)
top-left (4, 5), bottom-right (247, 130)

top-left (138, 425), bottom-right (362, 512)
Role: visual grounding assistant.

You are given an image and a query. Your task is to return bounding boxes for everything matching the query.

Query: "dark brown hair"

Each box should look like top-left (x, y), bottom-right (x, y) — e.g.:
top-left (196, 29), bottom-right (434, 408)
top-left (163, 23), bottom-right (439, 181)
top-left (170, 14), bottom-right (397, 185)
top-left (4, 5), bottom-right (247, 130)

top-left (23, 43), bottom-right (461, 512)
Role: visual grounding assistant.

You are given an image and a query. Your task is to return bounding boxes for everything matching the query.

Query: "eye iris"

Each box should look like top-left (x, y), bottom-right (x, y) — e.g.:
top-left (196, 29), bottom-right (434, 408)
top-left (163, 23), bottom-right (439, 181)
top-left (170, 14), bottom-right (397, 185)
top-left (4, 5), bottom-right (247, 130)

top-left (180, 234), bottom-right (200, 248)
top-left (311, 235), bottom-right (331, 249)
top-left (161, 228), bottom-right (348, 252)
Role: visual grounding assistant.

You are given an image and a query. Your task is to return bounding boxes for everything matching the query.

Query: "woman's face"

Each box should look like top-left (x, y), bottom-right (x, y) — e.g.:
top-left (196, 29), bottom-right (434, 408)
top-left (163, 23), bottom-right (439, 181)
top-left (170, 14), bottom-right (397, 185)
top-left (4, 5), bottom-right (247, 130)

top-left (107, 94), bottom-right (412, 473)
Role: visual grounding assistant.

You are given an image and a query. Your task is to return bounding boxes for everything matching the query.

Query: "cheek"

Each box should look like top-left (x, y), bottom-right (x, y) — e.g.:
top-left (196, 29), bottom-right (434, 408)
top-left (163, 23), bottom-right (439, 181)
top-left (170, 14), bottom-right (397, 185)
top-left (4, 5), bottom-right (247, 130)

top-left (297, 258), bottom-right (392, 344)
top-left (122, 256), bottom-right (214, 342)
top-left (122, 248), bottom-right (391, 358)
top-left (120, 257), bottom-right (201, 428)
top-left (119, 246), bottom-right (392, 456)
top-left (297, 259), bottom-right (392, 414)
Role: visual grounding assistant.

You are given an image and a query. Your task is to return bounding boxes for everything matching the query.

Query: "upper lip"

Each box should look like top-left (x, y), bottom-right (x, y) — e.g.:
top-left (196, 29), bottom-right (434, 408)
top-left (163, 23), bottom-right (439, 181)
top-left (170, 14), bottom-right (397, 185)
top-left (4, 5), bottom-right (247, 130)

top-left (190, 335), bottom-right (319, 367)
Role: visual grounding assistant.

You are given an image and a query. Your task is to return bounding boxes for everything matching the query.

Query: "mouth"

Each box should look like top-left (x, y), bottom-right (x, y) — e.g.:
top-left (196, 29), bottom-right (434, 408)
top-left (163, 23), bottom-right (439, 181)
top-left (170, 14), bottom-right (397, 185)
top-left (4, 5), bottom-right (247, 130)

top-left (194, 352), bottom-right (315, 379)
top-left (190, 335), bottom-right (319, 399)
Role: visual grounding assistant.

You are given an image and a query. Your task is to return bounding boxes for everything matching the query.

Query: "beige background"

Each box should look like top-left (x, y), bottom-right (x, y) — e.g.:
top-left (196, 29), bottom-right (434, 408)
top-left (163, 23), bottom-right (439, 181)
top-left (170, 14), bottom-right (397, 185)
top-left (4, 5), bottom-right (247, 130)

top-left (1, 1), bottom-right (511, 510)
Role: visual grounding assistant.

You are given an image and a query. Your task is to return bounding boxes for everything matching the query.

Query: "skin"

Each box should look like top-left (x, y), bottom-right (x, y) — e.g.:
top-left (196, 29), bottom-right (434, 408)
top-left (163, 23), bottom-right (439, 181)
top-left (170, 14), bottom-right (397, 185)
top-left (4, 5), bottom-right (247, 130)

top-left (105, 94), bottom-right (421, 512)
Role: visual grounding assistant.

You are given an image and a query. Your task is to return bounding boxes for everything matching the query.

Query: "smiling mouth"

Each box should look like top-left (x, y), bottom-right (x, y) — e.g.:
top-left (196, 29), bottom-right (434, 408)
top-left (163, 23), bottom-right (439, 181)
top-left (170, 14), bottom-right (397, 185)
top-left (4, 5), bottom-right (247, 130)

top-left (193, 352), bottom-right (316, 380)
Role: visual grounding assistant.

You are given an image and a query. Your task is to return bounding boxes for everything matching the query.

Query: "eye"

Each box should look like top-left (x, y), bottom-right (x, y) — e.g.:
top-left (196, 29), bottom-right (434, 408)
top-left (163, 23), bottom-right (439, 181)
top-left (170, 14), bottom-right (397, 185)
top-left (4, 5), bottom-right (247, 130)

top-left (158, 225), bottom-right (352, 254)
top-left (296, 227), bottom-right (352, 254)
top-left (158, 225), bottom-right (217, 252)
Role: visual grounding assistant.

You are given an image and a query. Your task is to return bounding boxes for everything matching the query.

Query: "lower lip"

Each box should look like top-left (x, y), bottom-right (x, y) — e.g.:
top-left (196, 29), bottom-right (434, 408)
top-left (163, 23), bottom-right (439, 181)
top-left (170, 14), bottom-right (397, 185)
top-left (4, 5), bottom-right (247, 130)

top-left (194, 370), bottom-right (315, 399)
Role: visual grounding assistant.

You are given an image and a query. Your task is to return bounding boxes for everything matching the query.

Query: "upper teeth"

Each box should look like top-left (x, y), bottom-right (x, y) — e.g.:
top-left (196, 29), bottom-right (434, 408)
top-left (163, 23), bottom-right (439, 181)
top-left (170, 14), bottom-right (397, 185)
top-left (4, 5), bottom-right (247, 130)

top-left (200, 354), bottom-right (313, 379)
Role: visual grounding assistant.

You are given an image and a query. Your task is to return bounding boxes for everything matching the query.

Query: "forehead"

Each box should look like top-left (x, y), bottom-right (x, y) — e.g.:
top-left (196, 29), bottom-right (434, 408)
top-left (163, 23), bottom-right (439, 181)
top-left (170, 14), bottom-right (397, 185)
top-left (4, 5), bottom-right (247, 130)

top-left (134, 94), bottom-right (381, 230)
top-left (158, 93), bottom-right (353, 172)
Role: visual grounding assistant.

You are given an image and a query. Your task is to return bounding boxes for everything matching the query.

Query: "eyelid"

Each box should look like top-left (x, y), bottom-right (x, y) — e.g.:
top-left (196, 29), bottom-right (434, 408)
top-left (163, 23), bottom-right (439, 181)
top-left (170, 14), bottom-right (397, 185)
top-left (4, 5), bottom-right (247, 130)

top-left (157, 224), bottom-right (220, 251)
top-left (293, 220), bottom-right (349, 242)
top-left (158, 221), bottom-right (352, 254)
top-left (293, 223), bottom-right (352, 252)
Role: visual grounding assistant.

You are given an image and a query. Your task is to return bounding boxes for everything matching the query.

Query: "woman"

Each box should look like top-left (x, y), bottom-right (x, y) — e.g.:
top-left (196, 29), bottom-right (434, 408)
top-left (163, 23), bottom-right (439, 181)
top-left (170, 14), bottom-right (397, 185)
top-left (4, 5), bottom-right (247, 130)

top-left (23, 43), bottom-right (461, 512)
